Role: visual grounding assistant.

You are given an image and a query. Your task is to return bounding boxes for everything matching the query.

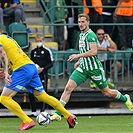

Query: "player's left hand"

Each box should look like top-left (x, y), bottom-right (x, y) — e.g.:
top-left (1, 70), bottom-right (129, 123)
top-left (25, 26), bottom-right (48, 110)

top-left (4, 72), bottom-right (12, 86)
top-left (68, 54), bottom-right (79, 62)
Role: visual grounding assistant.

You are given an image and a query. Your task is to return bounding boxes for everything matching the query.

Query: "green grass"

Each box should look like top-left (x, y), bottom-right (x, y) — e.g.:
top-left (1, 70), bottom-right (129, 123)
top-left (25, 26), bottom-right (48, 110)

top-left (0, 115), bottom-right (133, 133)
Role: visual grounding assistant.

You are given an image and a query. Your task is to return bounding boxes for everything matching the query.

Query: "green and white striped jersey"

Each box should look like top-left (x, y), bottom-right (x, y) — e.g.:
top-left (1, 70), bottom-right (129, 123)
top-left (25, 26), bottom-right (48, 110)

top-left (78, 29), bottom-right (103, 71)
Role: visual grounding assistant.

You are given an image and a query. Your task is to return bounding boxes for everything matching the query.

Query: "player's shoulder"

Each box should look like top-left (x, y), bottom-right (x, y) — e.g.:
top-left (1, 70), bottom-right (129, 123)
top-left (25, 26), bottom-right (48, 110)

top-left (88, 29), bottom-right (96, 36)
top-left (0, 34), bottom-right (7, 38)
top-left (87, 30), bottom-right (97, 39)
top-left (0, 34), bottom-right (9, 43)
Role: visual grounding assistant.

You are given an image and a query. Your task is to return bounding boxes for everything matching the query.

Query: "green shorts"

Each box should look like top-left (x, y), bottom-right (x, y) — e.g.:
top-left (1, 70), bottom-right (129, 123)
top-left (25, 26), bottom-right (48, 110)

top-left (69, 67), bottom-right (108, 89)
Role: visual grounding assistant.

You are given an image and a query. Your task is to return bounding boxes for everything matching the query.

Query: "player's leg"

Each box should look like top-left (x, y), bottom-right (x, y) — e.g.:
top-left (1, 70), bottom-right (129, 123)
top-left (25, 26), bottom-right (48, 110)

top-left (29, 65), bottom-right (78, 128)
top-left (93, 68), bottom-right (133, 112)
top-left (0, 87), bottom-right (35, 130)
top-left (35, 90), bottom-right (77, 128)
top-left (101, 86), bottom-right (127, 101)
top-left (50, 70), bottom-right (87, 121)
top-left (0, 65), bottom-right (41, 130)
top-left (50, 79), bottom-right (77, 120)
top-left (29, 67), bottom-right (71, 120)
top-left (60, 79), bottom-right (77, 103)
top-left (35, 90), bottom-right (71, 119)
top-left (101, 86), bottom-right (133, 111)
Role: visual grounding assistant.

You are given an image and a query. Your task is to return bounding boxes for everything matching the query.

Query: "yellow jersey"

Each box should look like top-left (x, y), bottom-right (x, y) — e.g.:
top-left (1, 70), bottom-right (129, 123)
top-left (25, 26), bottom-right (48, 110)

top-left (0, 34), bottom-right (34, 71)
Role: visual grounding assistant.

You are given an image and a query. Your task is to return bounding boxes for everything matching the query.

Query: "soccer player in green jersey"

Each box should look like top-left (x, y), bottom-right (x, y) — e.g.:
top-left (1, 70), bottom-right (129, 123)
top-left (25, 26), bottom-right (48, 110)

top-left (50, 13), bottom-right (133, 121)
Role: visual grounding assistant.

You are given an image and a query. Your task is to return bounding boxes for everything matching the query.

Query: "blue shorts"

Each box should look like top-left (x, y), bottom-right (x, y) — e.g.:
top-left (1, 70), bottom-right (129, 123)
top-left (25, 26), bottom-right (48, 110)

top-left (5, 64), bottom-right (44, 93)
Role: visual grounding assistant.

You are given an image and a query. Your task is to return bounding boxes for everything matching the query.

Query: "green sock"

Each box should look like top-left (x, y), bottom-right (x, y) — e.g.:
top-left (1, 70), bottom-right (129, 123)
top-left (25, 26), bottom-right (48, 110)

top-left (55, 100), bottom-right (66, 116)
top-left (115, 92), bottom-right (127, 102)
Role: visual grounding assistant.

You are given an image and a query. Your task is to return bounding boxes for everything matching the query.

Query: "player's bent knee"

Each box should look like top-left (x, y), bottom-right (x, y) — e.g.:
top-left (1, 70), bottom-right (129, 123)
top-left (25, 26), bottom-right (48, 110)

top-left (64, 86), bottom-right (73, 93)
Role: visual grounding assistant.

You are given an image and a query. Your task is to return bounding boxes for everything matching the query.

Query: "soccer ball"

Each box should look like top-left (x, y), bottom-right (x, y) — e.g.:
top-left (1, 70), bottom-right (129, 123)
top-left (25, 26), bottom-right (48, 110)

top-left (36, 112), bottom-right (50, 126)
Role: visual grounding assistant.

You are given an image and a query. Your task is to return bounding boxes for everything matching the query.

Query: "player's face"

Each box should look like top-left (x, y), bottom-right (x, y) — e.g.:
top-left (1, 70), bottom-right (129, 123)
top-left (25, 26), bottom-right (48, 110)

top-left (78, 17), bottom-right (89, 33)
top-left (96, 29), bottom-right (105, 41)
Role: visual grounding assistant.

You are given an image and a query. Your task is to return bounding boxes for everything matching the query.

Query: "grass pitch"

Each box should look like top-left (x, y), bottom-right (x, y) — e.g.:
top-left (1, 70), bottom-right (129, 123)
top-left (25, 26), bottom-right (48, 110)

top-left (0, 115), bottom-right (133, 133)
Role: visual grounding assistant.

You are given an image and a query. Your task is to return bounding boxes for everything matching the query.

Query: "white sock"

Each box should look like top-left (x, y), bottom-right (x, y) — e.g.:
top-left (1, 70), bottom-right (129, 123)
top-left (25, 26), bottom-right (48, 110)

top-left (115, 92), bottom-right (121, 99)
top-left (60, 99), bottom-right (66, 107)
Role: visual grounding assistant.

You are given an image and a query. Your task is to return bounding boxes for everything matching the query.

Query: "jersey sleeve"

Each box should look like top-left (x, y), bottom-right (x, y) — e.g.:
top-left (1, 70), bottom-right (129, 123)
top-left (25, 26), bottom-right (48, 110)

top-left (87, 33), bottom-right (97, 45)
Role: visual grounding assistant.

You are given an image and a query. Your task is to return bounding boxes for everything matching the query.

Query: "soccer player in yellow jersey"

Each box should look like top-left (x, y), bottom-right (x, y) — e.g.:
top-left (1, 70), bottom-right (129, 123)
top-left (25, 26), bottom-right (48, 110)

top-left (0, 25), bottom-right (77, 130)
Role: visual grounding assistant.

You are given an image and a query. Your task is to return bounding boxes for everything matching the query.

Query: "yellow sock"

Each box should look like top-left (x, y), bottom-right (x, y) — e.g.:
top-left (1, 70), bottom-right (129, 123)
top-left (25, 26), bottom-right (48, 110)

top-left (0, 96), bottom-right (32, 123)
top-left (36, 92), bottom-right (70, 119)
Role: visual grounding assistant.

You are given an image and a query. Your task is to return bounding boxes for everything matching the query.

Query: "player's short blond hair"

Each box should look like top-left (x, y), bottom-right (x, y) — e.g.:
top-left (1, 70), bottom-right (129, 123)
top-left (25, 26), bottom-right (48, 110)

top-left (78, 14), bottom-right (90, 21)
